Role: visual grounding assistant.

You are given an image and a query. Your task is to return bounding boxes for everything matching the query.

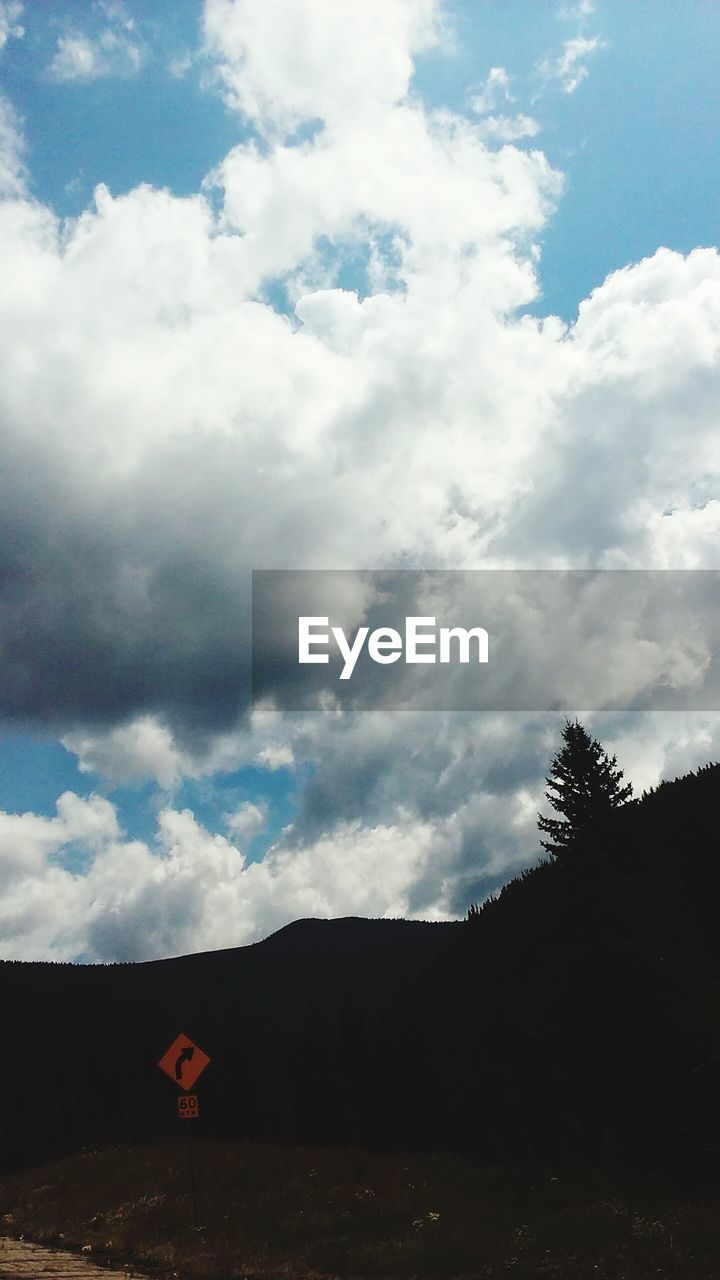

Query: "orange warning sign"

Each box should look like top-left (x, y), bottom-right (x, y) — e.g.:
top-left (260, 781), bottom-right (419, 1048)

top-left (178, 1093), bottom-right (199, 1120)
top-left (158, 1033), bottom-right (211, 1091)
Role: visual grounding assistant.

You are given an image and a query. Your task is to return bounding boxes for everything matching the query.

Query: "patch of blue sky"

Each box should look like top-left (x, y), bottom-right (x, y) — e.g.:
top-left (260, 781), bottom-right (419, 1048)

top-left (48, 838), bottom-right (97, 877)
top-left (0, 733), bottom-right (95, 817)
top-left (413, 2), bottom-right (720, 322)
top-left (0, 732), bottom-right (165, 845)
top-left (0, 726), bottom-right (300, 868)
top-left (259, 227), bottom-right (407, 322)
top-left (174, 763), bottom-right (304, 862)
top-left (540, 7), bottom-right (720, 322)
top-left (333, 227), bottom-right (407, 298)
top-left (1, 0), bottom-right (246, 217)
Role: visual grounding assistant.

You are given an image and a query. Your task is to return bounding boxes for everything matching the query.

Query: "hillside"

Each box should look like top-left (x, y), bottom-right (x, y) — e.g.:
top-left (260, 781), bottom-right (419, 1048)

top-left (3, 763), bottom-right (720, 1173)
top-left (3, 1139), bottom-right (719, 1280)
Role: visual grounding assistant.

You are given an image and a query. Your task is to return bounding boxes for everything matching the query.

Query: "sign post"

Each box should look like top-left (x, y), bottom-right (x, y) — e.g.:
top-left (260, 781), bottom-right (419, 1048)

top-left (158, 1033), bottom-right (212, 1228)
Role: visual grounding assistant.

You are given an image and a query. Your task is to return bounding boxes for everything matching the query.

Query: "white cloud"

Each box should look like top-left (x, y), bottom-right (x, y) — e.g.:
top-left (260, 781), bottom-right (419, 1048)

top-left (50, 34), bottom-right (103, 82)
top-left (0, 792), bottom-right (119, 884)
top-left (225, 800), bottom-right (267, 840)
top-left (203, 0), bottom-right (444, 134)
top-left (469, 69), bottom-right (541, 143)
top-left (49, 18), bottom-right (143, 83)
top-left (557, 1), bottom-right (595, 20)
top-left (0, 791), bottom-right (457, 960)
top-left (0, 1), bottom-right (22, 52)
top-left (476, 114), bottom-right (541, 143)
top-left (98, 0), bottom-right (135, 24)
top-left (256, 744), bottom-right (295, 771)
top-left (64, 713), bottom-right (299, 791)
top-left (469, 70), bottom-right (543, 145)
top-left (210, 108), bottom-right (559, 301)
top-left (168, 51), bottom-right (195, 79)
top-left (65, 717), bottom-right (184, 791)
top-left (538, 35), bottom-right (604, 93)
top-left (0, 93), bottom-right (25, 197)
top-left (469, 66), bottom-right (512, 116)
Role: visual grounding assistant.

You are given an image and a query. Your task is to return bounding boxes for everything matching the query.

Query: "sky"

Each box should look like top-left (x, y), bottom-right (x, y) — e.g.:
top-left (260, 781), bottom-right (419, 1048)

top-left (0, 0), bottom-right (719, 961)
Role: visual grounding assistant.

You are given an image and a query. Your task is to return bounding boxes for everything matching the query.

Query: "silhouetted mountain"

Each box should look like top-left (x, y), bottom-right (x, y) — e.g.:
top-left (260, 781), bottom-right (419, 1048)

top-left (3, 763), bottom-right (720, 1174)
top-left (257, 915), bottom-right (457, 953)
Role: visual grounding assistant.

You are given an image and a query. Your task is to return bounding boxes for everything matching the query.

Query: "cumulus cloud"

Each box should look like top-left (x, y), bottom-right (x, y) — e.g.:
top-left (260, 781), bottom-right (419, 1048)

top-left (0, 0), bottom-right (22, 52)
top-left (203, 0), bottom-right (444, 134)
top-left (0, 11), bottom-right (564, 736)
top-left (63, 710), bottom-right (297, 791)
top-left (0, 790), bottom-right (456, 961)
top-left (48, 5), bottom-right (144, 82)
top-left (0, 93), bottom-right (25, 197)
top-left (0, 0), bottom-right (719, 958)
top-left (470, 66), bottom-right (513, 116)
top-left (557, 1), bottom-right (595, 21)
top-left (469, 67), bottom-right (540, 142)
top-left (256, 743), bottom-right (295, 771)
top-left (67, 717), bottom-right (185, 791)
top-left (0, 792), bottom-right (119, 885)
top-left (475, 115), bottom-right (541, 143)
top-left (538, 35), bottom-right (604, 93)
top-left (225, 799), bottom-right (267, 840)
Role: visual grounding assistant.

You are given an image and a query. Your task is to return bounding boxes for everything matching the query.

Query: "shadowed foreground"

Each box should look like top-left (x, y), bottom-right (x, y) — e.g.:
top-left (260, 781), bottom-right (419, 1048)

top-left (1, 1140), bottom-right (720, 1279)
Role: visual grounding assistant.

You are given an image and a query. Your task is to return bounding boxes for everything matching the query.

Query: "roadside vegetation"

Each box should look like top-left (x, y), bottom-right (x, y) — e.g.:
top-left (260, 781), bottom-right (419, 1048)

top-left (2, 1139), bottom-right (720, 1279)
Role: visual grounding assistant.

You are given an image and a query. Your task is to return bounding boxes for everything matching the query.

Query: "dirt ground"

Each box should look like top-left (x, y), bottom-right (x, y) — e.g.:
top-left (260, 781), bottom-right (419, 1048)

top-left (0, 1236), bottom-right (142, 1278)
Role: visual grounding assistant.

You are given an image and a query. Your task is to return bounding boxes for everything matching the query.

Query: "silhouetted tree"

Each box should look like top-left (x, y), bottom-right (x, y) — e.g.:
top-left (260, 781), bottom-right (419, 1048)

top-left (538, 719), bottom-right (632, 860)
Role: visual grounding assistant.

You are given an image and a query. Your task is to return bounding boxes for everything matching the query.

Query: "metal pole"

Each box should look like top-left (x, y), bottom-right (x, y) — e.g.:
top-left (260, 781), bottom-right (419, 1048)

top-left (187, 1130), bottom-right (199, 1227)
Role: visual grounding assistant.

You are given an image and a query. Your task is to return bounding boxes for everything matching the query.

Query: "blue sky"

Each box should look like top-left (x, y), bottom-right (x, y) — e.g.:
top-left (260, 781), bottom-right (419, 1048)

top-left (430, 1), bottom-right (720, 316)
top-left (0, 0), bottom-right (719, 959)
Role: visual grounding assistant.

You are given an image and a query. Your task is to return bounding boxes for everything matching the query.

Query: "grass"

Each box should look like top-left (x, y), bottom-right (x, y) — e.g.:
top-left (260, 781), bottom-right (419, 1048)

top-left (1, 1139), bottom-right (719, 1278)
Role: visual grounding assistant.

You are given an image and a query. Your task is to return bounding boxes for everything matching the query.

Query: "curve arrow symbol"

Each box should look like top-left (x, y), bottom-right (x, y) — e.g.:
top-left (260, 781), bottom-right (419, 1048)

top-left (175, 1045), bottom-right (195, 1081)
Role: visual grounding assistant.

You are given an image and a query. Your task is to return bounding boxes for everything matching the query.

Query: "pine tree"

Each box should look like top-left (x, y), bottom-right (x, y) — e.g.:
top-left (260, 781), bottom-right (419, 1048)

top-left (538, 720), bottom-right (633, 860)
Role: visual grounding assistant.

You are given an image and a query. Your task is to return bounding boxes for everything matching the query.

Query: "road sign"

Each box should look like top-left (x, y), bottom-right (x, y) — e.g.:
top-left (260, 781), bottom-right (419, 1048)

top-left (178, 1093), bottom-right (199, 1121)
top-left (158, 1033), bottom-right (211, 1091)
